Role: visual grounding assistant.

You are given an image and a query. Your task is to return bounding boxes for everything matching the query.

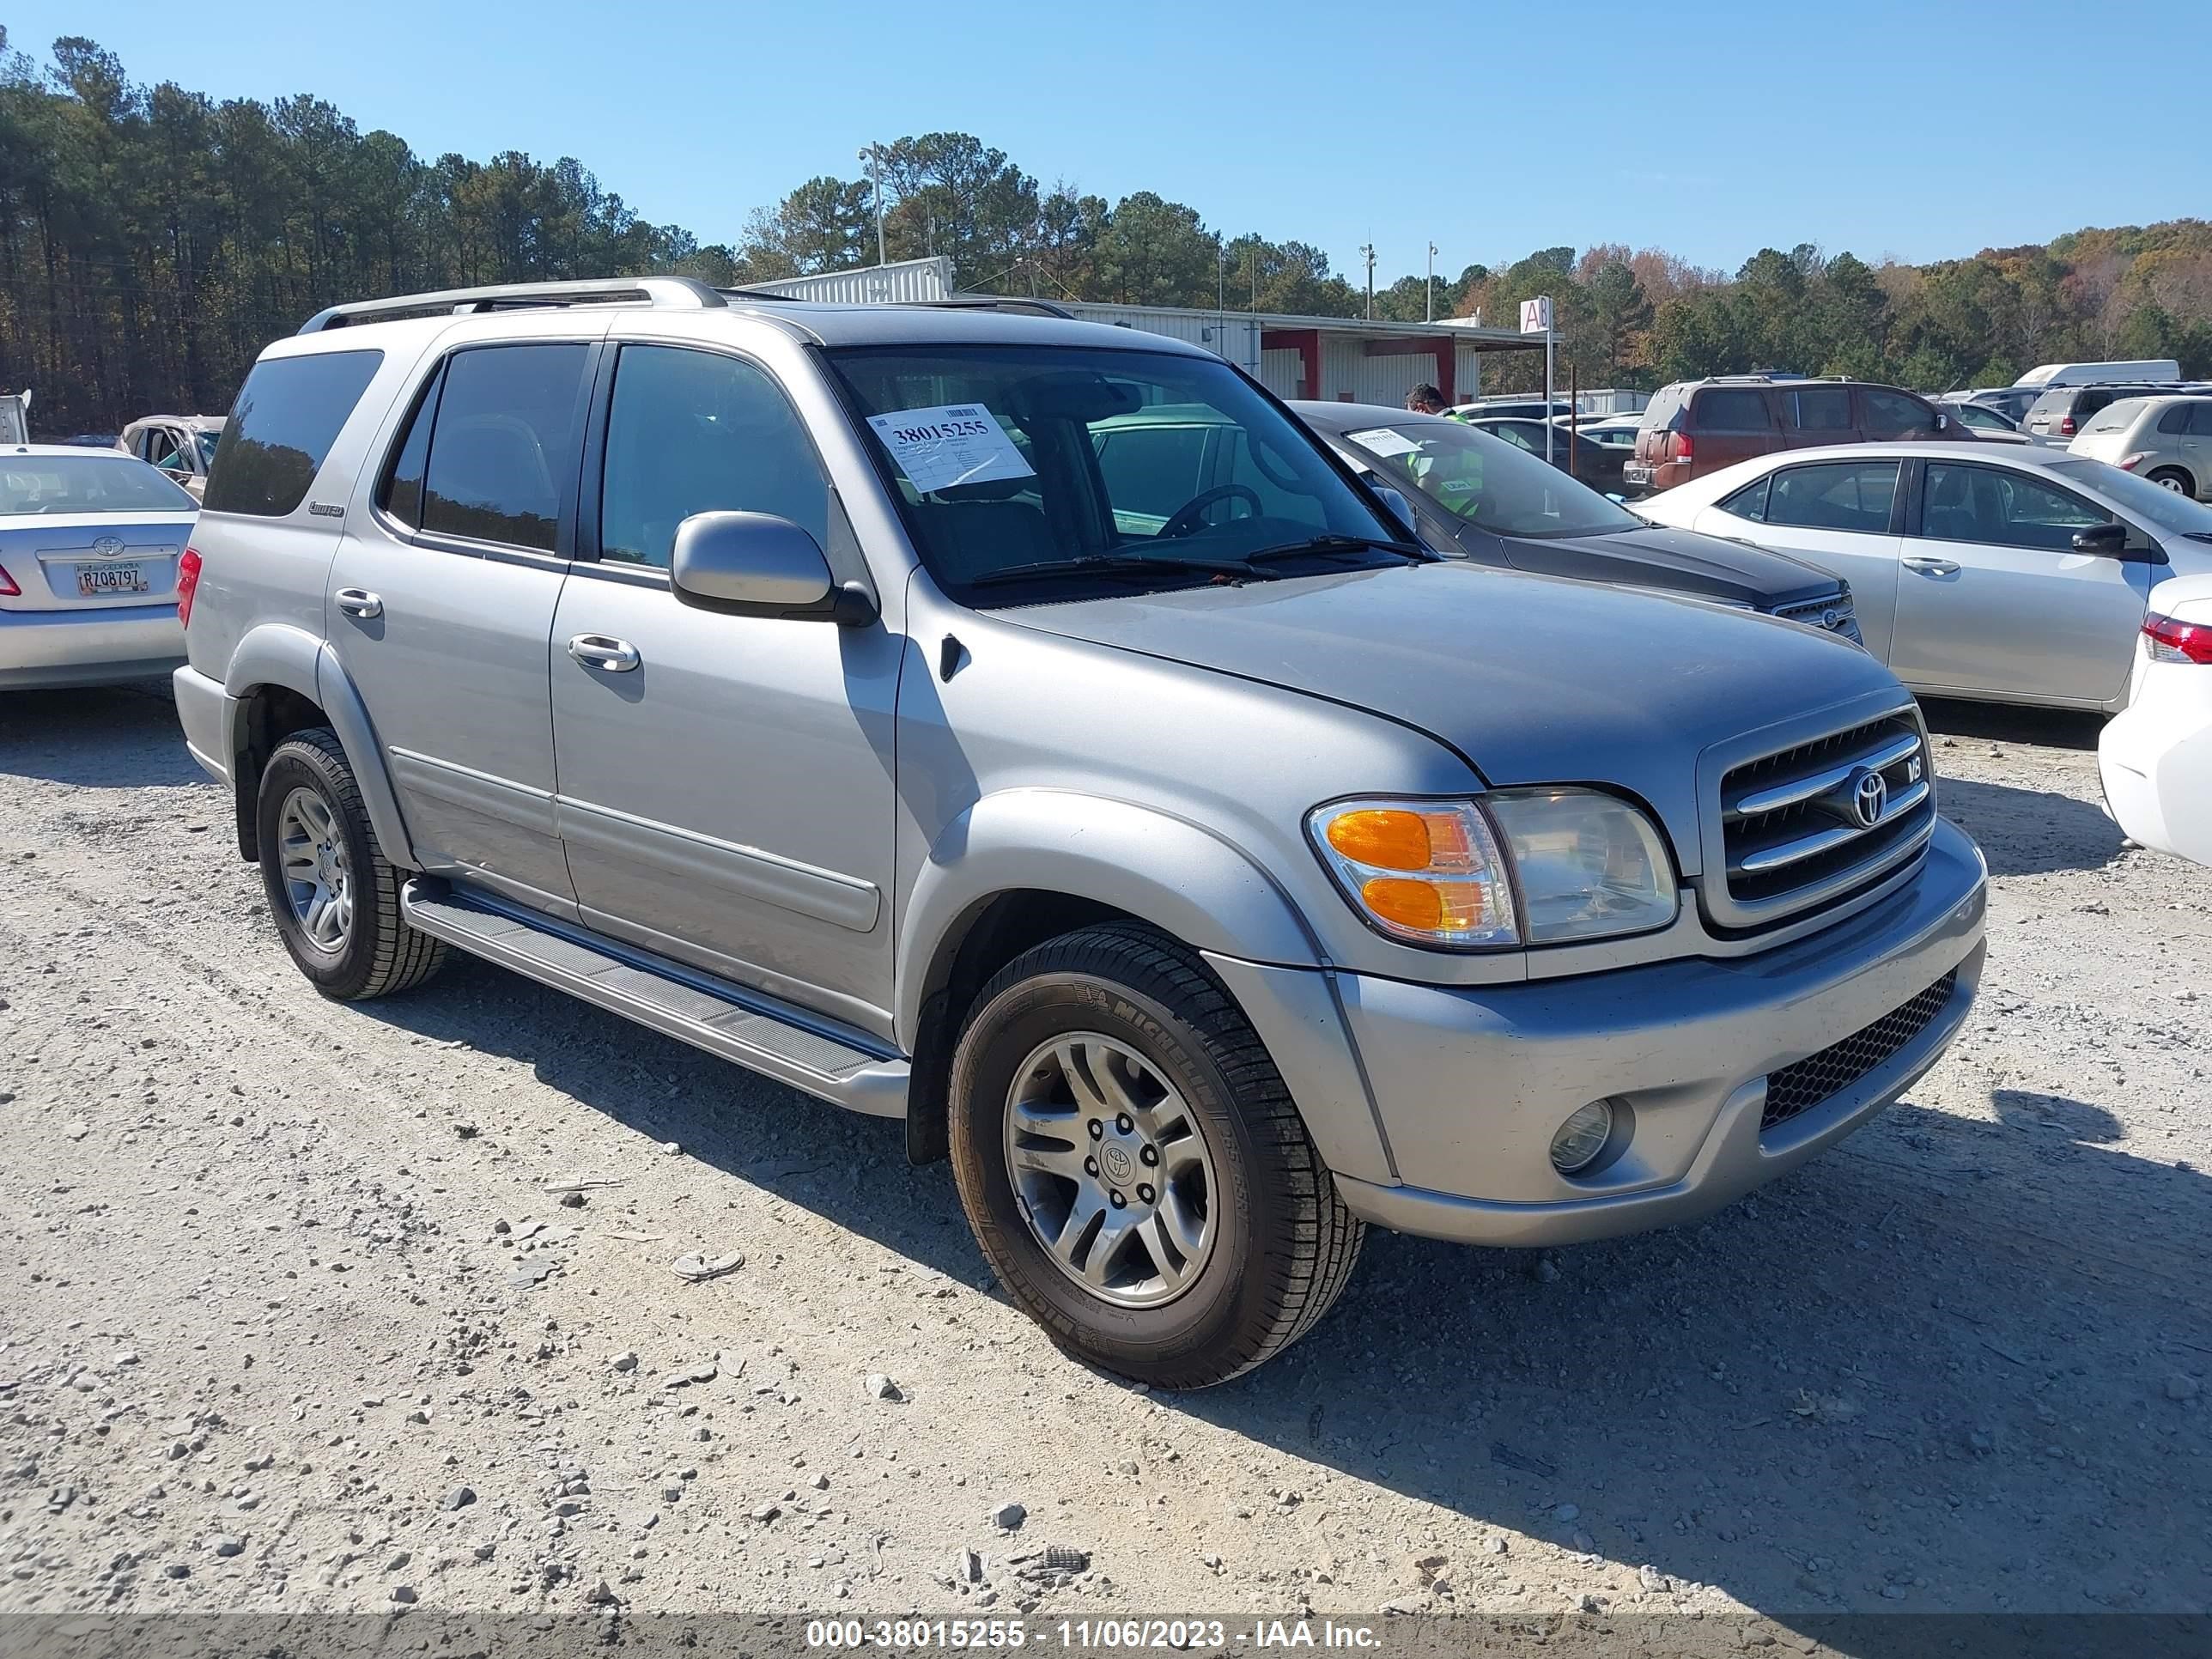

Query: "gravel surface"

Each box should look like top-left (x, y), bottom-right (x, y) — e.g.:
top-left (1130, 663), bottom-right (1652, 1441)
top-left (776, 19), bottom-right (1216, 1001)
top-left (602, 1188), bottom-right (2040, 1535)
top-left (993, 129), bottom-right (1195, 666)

top-left (0, 686), bottom-right (2206, 1626)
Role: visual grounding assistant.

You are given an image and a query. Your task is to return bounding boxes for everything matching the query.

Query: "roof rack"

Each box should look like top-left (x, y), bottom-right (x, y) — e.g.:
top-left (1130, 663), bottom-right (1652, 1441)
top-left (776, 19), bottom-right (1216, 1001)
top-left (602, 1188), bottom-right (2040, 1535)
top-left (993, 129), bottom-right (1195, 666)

top-left (297, 276), bottom-right (731, 334)
top-left (901, 296), bottom-right (1075, 320)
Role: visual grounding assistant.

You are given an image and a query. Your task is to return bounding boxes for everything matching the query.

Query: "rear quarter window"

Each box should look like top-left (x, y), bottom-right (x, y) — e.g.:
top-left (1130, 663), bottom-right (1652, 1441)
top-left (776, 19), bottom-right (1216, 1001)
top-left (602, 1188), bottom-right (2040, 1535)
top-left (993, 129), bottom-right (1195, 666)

top-left (1692, 388), bottom-right (1772, 431)
top-left (204, 349), bottom-right (384, 517)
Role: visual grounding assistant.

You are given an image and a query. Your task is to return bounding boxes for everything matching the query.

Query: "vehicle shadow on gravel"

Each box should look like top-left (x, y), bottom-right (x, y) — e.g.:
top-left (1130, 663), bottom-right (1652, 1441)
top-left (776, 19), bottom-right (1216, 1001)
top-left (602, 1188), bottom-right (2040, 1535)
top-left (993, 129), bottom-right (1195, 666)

top-left (0, 682), bottom-right (204, 788)
top-left (1173, 1096), bottom-right (2212, 1624)
top-left (1918, 697), bottom-right (2105, 753)
top-left (355, 955), bottom-right (2211, 1625)
top-left (1931, 775), bottom-right (2127, 876)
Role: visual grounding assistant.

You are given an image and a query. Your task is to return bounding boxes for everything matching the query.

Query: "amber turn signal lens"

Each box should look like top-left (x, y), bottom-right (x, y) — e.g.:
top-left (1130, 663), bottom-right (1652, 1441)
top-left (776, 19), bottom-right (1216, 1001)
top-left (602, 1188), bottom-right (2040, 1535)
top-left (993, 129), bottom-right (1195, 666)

top-left (1359, 877), bottom-right (1487, 933)
top-left (1325, 809), bottom-right (1432, 872)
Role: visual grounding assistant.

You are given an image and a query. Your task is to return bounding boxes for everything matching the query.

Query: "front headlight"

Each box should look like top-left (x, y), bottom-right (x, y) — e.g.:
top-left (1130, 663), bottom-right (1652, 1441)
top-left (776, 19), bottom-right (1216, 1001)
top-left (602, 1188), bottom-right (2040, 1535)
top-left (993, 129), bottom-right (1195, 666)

top-left (1308, 789), bottom-right (1677, 950)
top-left (1484, 787), bottom-right (1678, 944)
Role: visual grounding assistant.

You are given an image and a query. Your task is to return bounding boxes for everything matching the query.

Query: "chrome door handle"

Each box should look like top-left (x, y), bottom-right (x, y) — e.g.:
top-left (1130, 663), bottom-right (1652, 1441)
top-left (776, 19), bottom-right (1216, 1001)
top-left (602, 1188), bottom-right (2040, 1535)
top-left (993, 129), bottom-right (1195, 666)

top-left (568, 633), bottom-right (641, 672)
top-left (334, 587), bottom-right (383, 618)
top-left (1902, 556), bottom-right (1960, 576)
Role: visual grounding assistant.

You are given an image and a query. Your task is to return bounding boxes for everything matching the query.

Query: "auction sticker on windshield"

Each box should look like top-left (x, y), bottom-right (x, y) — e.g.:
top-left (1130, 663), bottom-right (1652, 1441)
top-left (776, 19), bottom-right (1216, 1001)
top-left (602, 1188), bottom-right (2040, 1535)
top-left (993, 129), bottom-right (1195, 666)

top-left (1346, 427), bottom-right (1423, 459)
top-left (866, 404), bottom-right (1036, 494)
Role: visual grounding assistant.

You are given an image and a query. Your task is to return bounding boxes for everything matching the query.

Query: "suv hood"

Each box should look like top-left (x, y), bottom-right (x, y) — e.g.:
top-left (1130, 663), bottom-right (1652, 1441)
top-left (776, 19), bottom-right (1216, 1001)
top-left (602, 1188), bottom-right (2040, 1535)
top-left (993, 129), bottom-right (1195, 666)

top-left (1495, 521), bottom-right (1839, 609)
top-left (1006, 562), bottom-right (1905, 872)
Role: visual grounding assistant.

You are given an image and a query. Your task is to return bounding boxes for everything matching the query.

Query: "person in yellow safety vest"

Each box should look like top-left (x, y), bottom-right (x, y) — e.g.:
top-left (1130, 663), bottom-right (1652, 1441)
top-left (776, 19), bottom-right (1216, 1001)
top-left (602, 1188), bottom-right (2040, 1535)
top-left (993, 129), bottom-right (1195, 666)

top-left (1400, 384), bottom-right (1484, 520)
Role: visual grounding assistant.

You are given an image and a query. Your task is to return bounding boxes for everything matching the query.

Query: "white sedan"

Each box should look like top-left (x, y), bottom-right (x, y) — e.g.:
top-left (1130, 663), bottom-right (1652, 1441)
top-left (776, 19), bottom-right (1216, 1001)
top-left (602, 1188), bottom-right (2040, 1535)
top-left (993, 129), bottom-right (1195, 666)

top-left (1638, 441), bottom-right (2212, 712)
top-left (2100, 573), bottom-right (2212, 866)
top-left (0, 444), bottom-right (199, 691)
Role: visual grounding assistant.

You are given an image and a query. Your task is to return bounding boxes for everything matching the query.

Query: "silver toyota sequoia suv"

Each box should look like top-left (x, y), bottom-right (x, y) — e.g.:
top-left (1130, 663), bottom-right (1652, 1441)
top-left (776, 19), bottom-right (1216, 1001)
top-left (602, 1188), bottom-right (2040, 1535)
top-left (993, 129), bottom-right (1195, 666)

top-left (174, 278), bottom-right (1988, 1386)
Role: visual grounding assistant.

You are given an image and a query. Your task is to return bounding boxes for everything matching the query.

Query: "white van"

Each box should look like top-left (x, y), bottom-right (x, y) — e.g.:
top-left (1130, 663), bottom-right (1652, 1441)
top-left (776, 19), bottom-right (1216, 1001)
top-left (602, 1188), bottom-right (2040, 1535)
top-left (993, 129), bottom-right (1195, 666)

top-left (2014, 360), bottom-right (2183, 389)
top-left (0, 389), bottom-right (29, 447)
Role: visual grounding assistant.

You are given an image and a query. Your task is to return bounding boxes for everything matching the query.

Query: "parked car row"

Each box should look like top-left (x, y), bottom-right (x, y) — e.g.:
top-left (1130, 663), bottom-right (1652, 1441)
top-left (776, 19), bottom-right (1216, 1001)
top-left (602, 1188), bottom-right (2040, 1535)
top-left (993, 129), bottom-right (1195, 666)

top-left (1626, 374), bottom-right (1966, 495)
top-left (2022, 380), bottom-right (2212, 443)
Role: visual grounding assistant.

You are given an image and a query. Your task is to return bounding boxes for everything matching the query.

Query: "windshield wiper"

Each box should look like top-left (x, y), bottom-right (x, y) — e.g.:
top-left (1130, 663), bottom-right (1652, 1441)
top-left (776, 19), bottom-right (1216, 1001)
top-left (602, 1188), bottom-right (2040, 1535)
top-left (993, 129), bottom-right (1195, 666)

top-left (1239, 534), bottom-right (1433, 566)
top-left (969, 553), bottom-right (1256, 588)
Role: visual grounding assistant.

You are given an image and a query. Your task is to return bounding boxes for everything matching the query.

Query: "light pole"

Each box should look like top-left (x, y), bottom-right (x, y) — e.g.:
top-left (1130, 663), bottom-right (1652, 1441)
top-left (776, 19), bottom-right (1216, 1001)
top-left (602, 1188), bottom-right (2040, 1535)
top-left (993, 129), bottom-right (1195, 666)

top-left (857, 144), bottom-right (887, 269)
top-left (1359, 243), bottom-right (1375, 320)
top-left (1425, 241), bottom-right (1437, 324)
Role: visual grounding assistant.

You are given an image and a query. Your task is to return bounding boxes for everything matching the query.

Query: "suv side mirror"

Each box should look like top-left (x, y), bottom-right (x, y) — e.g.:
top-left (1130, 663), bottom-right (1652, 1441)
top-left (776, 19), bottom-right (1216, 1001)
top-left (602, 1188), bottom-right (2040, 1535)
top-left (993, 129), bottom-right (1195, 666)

top-left (2071, 520), bottom-right (2129, 556)
top-left (671, 511), bottom-right (875, 624)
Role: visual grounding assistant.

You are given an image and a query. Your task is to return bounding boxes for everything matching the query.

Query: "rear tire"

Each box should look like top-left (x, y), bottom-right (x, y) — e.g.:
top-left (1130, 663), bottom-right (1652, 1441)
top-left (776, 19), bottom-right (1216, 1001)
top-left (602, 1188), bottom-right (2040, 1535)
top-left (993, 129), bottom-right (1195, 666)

top-left (948, 924), bottom-right (1362, 1388)
top-left (255, 728), bottom-right (446, 1000)
top-left (2148, 467), bottom-right (2194, 495)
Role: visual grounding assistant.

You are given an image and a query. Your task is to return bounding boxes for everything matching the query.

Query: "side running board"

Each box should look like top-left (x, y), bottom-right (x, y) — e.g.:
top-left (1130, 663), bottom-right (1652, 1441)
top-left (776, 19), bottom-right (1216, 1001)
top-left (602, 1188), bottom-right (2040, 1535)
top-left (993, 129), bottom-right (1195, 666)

top-left (400, 881), bottom-right (908, 1118)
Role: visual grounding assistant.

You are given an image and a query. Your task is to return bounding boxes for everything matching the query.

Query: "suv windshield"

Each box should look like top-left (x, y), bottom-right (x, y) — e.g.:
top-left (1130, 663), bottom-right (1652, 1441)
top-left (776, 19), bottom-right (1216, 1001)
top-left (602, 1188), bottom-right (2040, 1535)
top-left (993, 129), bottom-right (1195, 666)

top-left (2049, 458), bottom-right (2212, 538)
top-left (1340, 417), bottom-right (1641, 538)
top-left (826, 345), bottom-right (1407, 598)
top-left (193, 429), bottom-right (223, 466)
top-left (0, 454), bottom-right (197, 515)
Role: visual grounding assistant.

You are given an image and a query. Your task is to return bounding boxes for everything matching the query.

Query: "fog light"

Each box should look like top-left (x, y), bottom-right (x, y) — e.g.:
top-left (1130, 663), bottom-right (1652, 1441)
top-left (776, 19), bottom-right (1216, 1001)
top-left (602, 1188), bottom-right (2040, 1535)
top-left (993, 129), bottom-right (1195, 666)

top-left (1550, 1100), bottom-right (1614, 1175)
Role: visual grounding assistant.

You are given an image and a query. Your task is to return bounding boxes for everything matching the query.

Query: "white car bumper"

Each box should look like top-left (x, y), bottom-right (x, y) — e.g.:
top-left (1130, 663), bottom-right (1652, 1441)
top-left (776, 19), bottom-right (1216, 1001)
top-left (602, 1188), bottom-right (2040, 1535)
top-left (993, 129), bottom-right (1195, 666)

top-left (2100, 675), bottom-right (2212, 867)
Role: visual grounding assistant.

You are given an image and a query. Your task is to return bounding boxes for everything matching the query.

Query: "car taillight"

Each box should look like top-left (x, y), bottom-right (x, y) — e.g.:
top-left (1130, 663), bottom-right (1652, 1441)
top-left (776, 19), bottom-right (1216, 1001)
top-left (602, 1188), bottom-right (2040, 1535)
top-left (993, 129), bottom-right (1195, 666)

top-left (2144, 612), bottom-right (2212, 665)
top-left (177, 547), bottom-right (203, 628)
top-left (2117, 452), bottom-right (2149, 471)
top-left (1672, 432), bottom-right (1695, 461)
top-left (0, 562), bottom-right (17, 598)
top-left (2058, 415), bottom-right (2075, 436)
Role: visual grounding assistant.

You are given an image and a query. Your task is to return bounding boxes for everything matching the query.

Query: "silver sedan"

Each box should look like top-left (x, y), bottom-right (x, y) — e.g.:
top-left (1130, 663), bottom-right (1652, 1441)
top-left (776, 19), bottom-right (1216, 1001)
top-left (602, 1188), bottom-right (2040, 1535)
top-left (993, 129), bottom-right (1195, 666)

top-left (1637, 441), bottom-right (2212, 712)
top-left (0, 445), bottom-right (198, 691)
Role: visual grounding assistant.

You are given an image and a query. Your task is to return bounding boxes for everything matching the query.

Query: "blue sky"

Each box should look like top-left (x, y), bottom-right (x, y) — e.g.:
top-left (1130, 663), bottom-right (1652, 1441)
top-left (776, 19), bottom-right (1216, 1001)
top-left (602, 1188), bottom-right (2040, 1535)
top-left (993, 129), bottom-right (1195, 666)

top-left (9, 0), bottom-right (2206, 282)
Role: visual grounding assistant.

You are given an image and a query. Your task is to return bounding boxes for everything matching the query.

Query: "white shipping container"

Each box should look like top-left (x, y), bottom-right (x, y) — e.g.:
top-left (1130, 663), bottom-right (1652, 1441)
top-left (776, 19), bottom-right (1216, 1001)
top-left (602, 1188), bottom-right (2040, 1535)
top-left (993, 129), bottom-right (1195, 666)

top-left (739, 257), bottom-right (953, 305)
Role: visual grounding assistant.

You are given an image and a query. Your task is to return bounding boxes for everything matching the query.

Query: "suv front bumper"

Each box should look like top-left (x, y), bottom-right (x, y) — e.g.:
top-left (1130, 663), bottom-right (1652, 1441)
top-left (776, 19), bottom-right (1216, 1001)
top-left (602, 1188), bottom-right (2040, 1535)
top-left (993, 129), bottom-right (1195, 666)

top-left (1215, 816), bottom-right (1986, 1248)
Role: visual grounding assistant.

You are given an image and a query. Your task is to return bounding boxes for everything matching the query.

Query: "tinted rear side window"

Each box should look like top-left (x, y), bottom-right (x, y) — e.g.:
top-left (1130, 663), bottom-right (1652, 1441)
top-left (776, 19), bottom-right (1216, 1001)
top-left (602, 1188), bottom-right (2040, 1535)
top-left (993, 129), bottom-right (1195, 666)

top-left (1717, 476), bottom-right (1772, 521)
top-left (1764, 461), bottom-right (1900, 532)
top-left (1860, 388), bottom-right (1934, 437)
top-left (420, 344), bottom-right (591, 551)
top-left (380, 364), bottom-right (442, 530)
top-left (1786, 386), bottom-right (1853, 432)
top-left (203, 349), bottom-right (383, 517)
top-left (2190, 402), bottom-right (2212, 436)
top-left (1693, 389), bottom-right (1771, 431)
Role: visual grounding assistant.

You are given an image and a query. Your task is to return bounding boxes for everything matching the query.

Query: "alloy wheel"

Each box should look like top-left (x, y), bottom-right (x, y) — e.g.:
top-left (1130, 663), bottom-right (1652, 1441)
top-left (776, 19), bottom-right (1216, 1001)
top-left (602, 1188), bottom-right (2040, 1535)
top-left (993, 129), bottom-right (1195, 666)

top-left (276, 786), bottom-right (353, 954)
top-left (1002, 1032), bottom-right (1218, 1309)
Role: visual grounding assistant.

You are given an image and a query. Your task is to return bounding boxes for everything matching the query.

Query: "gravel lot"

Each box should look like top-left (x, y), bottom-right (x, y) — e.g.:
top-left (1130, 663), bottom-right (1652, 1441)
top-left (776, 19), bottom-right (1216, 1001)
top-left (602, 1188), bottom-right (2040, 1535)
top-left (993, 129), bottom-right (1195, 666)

top-left (1, 685), bottom-right (2207, 1632)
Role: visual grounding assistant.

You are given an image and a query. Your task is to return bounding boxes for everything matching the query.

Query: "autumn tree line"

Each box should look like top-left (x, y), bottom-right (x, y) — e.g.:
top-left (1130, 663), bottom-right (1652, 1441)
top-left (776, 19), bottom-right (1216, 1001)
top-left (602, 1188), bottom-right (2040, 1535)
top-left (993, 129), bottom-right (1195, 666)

top-left (4, 28), bottom-right (2209, 432)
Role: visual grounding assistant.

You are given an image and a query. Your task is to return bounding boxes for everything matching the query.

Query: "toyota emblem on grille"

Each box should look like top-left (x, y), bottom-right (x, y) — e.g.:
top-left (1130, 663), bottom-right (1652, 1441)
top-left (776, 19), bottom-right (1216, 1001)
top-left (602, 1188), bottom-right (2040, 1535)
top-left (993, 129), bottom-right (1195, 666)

top-left (1851, 769), bottom-right (1888, 828)
top-left (1821, 607), bottom-right (1841, 630)
top-left (91, 535), bottom-right (126, 557)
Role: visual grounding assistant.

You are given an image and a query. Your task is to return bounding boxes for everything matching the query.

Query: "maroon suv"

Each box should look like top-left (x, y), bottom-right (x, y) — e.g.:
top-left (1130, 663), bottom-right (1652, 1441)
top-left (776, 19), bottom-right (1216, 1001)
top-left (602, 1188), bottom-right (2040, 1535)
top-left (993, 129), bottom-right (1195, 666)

top-left (1626, 376), bottom-right (1970, 494)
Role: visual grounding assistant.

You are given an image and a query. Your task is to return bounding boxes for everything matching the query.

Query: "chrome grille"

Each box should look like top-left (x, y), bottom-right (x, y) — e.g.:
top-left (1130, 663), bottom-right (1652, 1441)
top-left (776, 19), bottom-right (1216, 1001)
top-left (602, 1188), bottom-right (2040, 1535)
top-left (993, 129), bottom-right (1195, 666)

top-left (1771, 592), bottom-right (1863, 646)
top-left (1717, 709), bottom-right (1935, 927)
top-left (1762, 970), bottom-right (1958, 1130)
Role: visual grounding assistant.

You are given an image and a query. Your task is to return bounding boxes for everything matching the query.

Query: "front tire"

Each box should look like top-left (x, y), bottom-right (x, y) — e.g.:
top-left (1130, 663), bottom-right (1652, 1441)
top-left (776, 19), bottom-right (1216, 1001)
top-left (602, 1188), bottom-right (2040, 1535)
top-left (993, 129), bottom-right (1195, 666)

top-left (255, 729), bottom-right (446, 1000)
top-left (948, 925), bottom-right (1362, 1388)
